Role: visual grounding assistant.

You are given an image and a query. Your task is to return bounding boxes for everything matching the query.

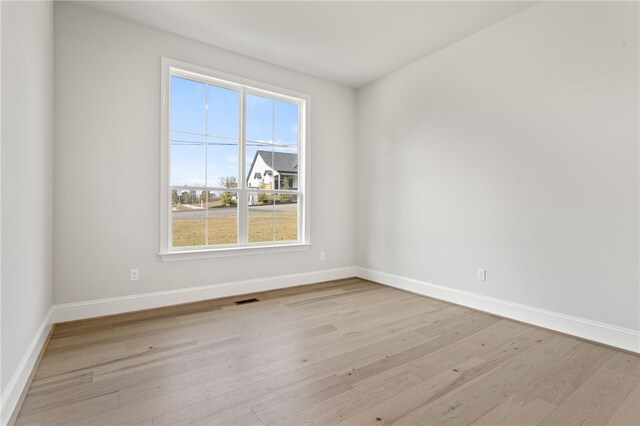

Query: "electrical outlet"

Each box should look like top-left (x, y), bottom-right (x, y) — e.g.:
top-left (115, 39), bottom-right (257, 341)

top-left (320, 251), bottom-right (326, 261)
top-left (477, 268), bottom-right (486, 281)
top-left (130, 268), bottom-right (139, 281)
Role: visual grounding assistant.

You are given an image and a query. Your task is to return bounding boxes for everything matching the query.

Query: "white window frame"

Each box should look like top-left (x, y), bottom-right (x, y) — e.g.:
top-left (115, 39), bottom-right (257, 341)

top-left (159, 57), bottom-right (311, 261)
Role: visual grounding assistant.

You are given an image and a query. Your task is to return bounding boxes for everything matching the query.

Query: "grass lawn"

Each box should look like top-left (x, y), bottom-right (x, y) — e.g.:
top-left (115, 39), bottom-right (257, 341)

top-left (172, 211), bottom-right (297, 247)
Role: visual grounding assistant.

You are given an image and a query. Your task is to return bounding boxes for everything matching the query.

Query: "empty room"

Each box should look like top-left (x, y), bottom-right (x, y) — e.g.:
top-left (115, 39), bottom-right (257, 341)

top-left (1, 1), bottom-right (639, 425)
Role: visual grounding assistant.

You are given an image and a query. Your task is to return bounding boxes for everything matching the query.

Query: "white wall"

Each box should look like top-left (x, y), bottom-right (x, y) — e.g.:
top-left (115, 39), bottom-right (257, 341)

top-left (357, 2), bottom-right (639, 331)
top-left (54, 3), bottom-right (357, 305)
top-left (1, 0), bottom-right (54, 415)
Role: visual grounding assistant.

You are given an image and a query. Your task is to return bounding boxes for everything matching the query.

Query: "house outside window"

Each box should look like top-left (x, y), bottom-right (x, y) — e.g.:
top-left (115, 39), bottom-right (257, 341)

top-left (160, 58), bottom-right (310, 260)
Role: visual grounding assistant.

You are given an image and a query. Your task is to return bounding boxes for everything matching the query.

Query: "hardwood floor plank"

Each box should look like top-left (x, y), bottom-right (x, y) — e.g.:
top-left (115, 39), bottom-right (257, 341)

top-left (252, 374), bottom-right (353, 425)
top-left (19, 359), bottom-right (188, 416)
top-left (345, 330), bottom-right (551, 425)
top-left (169, 330), bottom-right (438, 425)
top-left (472, 396), bottom-right (557, 426)
top-left (408, 319), bottom-right (533, 380)
top-left (540, 352), bottom-right (640, 425)
top-left (123, 332), bottom-right (197, 353)
top-left (341, 314), bottom-right (500, 385)
top-left (82, 383), bottom-right (209, 425)
top-left (171, 407), bottom-right (264, 426)
top-left (342, 357), bottom-right (493, 425)
top-left (92, 337), bottom-right (236, 380)
top-left (13, 279), bottom-right (640, 426)
top-left (271, 369), bottom-right (421, 425)
top-left (498, 339), bottom-right (615, 407)
top-left (606, 383), bottom-right (640, 426)
top-left (392, 333), bottom-right (579, 425)
top-left (15, 391), bottom-right (120, 425)
top-left (257, 306), bottom-right (460, 364)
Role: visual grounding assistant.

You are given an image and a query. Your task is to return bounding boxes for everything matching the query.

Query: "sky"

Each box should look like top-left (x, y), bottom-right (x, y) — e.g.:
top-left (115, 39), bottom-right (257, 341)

top-left (170, 76), bottom-right (299, 188)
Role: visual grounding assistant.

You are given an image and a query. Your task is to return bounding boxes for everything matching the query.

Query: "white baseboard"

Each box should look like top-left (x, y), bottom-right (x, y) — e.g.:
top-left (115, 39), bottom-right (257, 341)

top-left (53, 265), bottom-right (640, 352)
top-left (6, 265), bottom-right (635, 426)
top-left (1, 307), bottom-right (53, 426)
top-left (53, 267), bottom-right (357, 323)
top-left (6, 265), bottom-right (634, 426)
top-left (3, 265), bottom-right (636, 426)
top-left (356, 267), bottom-right (640, 353)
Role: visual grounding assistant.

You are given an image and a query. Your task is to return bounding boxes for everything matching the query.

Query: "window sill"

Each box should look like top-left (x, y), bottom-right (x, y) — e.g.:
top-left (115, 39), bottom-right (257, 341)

top-left (159, 243), bottom-right (312, 262)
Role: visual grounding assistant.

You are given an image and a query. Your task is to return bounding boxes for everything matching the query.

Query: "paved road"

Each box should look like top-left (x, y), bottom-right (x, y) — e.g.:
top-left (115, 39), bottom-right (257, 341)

top-left (173, 203), bottom-right (296, 219)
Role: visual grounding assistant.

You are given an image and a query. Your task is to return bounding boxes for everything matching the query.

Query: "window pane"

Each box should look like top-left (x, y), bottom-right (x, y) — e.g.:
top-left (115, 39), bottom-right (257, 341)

top-left (274, 100), bottom-right (298, 146)
top-left (247, 148), bottom-right (274, 189)
top-left (207, 191), bottom-right (238, 245)
top-left (245, 96), bottom-right (299, 190)
top-left (246, 147), bottom-right (298, 190)
top-left (171, 141), bottom-right (205, 186)
top-left (247, 193), bottom-right (298, 243)
top-left (171, 76), bottom-right (206, 134)
top-left (246, 94), bottom-right (274, 144)
top-left (171, 131), bottom-right (205, 144)
top-left (276, 146), bottom-right (298, 190)
top-left (172, 189), bottom-right (206, 247)
top-left (207, 137), bottom-right (238, 188)
top-left (167, 67), bottom-right (305, 253)
top-left (248, 195), bottom-right (274, 243)
top-left (246, 143), bottom-right (263, 188)
top-left (274, 194), bottom-right (298, 241)
top-left (207, 85), bottom-right (239, 139)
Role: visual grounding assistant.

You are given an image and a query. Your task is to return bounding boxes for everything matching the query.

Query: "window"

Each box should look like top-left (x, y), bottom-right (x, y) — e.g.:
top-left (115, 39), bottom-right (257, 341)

top-left (160, 58), bottom-right (309, 259)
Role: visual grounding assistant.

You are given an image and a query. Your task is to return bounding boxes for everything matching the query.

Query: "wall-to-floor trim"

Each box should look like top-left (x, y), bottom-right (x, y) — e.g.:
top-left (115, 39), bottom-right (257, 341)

top-left (1, 307), bottom-right (54, 426)
top-left (356, 267), bottom-right (640, 353)
top-left (53, 267), bottom-right (357, 323)
top-left (5, 265), bottom-right (636, 426)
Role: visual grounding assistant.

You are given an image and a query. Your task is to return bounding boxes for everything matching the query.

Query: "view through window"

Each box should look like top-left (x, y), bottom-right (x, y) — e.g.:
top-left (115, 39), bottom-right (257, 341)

top-left (167, 67), bottom-right (305, 251)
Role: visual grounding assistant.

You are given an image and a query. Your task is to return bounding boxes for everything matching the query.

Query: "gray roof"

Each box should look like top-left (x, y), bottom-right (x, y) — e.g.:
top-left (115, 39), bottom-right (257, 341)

top-left (253, 150), bottom-right (298, 174)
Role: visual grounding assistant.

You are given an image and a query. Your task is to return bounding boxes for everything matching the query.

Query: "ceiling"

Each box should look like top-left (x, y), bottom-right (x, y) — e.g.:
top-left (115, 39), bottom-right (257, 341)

top-left (81, 1), bottom-right (534, 88)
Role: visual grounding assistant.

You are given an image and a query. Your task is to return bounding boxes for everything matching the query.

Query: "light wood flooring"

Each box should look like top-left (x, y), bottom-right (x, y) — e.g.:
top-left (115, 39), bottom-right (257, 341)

top-left (13, 278), bottom-right (640, 425)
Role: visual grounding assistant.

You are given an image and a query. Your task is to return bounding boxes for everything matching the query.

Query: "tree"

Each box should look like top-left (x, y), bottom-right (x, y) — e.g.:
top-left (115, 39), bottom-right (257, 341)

top-left (218, 176), bottom-right (237, 189)
top-left (172, 190), bottom-right (179, 206)
top-left (218, 176), bottom-right (237, 206)
top-left (280, 178), bottom-right (291, 203)
top-left (258, 182), bottom-right (268, 204)
top-left (221, 191), bottom-right (232, 206)
top-left (180, 191), bottom-right (191, 205)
